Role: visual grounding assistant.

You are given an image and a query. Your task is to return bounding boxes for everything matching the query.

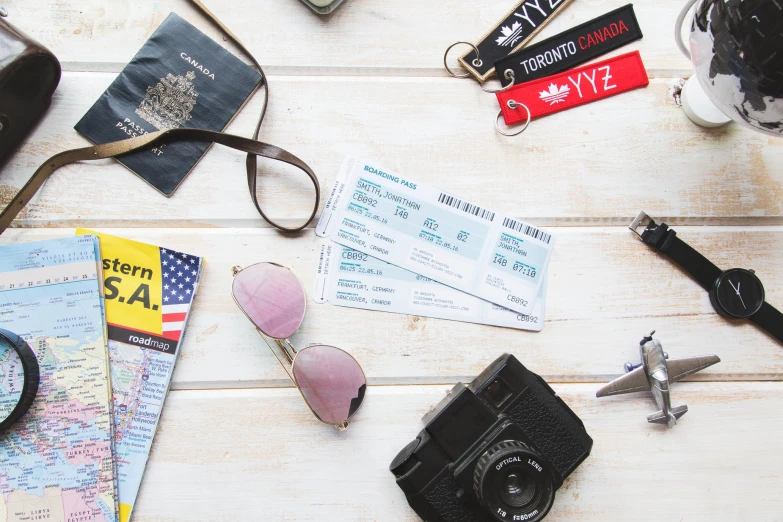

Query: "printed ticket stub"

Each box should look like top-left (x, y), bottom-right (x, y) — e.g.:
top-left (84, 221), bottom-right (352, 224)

top-left (316, 157), bottom-right (554, 314)
top-left (314, 242), bottom-right (546, 331)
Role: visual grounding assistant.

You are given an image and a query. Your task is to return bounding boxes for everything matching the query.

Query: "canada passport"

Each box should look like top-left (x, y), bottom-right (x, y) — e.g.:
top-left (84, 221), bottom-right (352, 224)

top-left (75, 13), bottom-right (262, 196)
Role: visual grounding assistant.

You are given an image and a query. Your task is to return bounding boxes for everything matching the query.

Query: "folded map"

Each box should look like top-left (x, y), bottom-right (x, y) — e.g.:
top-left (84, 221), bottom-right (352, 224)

top-left (77, 230), bottom-right (203, 522)
top-left (0, 236), bottom-right (117, 522)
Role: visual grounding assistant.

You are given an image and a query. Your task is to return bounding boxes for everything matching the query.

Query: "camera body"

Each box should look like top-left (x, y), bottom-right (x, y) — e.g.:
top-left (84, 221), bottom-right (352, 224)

top-left (390, 354), bottom-right (592, 522)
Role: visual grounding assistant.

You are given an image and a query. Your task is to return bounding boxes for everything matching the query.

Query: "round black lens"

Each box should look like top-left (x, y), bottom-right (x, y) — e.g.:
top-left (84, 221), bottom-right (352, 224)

top-left (501, 472), bottom-right (537, 508)
top-left (0, 329), bottom-right (40, 433)
top-left (0, 336), bottom-right (23, 421)
top-left (712, 268), bottom-right (765, 319)
top-left (473, 440), bottom-right (555, 522)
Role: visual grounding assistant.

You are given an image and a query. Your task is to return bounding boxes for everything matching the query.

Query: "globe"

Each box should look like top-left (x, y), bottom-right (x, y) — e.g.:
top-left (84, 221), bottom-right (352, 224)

top-left (683, 0), bottom-right (783, 136)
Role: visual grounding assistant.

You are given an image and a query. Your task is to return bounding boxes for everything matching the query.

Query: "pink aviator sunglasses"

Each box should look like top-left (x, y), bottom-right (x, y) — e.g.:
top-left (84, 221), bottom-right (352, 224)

top-left (231, 262), bottom-right (367, 430)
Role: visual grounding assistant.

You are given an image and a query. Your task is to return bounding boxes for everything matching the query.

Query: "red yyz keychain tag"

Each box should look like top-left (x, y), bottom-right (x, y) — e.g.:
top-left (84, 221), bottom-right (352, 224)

top-left (495, 50), bottom-right (649, 134)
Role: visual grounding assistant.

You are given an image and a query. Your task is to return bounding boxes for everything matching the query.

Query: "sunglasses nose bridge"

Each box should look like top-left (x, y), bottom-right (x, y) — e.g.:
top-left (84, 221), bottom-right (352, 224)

top-left (275, 337), bottom-right (298, 364)
top-left (258, 334), bottom-right (298, 385)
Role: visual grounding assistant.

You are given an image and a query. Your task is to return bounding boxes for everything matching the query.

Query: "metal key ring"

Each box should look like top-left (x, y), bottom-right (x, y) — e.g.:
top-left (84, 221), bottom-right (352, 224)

top-left (444, 41), bottom-right (483, 78)
top-left (481, 69), bottom-right (515, 94)
top-left (495, 100), bottom-right (531, 136)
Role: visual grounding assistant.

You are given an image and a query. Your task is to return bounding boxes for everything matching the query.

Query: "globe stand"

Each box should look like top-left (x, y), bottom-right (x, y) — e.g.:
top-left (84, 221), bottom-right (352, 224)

top-left (680, 75), bottom-right (731, 128)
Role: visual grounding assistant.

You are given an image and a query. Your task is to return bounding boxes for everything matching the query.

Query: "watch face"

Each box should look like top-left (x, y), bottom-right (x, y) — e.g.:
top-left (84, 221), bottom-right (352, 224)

top-left (713, 268), bottom-right (765, 319)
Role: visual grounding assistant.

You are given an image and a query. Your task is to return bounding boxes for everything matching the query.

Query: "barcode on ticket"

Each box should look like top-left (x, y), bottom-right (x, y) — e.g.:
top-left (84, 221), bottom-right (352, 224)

top-left (502, 217), bottom-right (552, 244)
top-left (437, 193), bottom-right (496, 222)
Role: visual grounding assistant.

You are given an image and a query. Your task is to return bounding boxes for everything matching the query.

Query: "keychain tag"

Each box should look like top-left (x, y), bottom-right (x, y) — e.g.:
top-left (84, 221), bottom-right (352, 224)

top-left (457, 0), bottom-right (575, 82)
top-left (496, 50), bottom-right (649, 129)
top-left (494, 4), bottom-right (643, 86)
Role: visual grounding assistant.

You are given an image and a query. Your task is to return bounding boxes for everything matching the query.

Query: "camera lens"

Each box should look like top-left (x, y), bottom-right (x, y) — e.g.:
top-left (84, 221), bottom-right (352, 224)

top-left (474, 441), bottom-right (555, 522)
top-left (501, 472), bottom-right (536, 507)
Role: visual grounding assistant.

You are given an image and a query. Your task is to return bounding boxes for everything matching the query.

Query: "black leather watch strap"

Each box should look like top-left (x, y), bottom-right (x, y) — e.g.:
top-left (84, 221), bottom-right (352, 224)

top-left (639, 220), bottom-right (722, 290)
top-left (0, 329), bottom-right (39, 432)
top-left (750, 302), bottom-right (783, 342)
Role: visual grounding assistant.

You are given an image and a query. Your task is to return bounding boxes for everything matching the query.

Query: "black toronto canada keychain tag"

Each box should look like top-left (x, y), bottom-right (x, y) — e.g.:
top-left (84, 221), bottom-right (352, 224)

top-left (494, 4), bottom-right (643, 86)
top-left (458, 0), bottom-right (576, 82)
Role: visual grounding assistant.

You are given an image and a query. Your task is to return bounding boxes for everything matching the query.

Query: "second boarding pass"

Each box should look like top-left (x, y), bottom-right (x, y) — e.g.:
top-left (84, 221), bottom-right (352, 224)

top-left (316, 157), bottom-right (554, 314)
top-left (314, 242), bottom-right (546, 331)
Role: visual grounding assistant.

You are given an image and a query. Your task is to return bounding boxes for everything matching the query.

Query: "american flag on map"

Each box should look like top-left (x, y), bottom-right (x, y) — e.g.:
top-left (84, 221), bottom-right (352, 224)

top-left (79, 229), bottom-right (205, 522)
top-left (160, 248), bottom-right (200, 341)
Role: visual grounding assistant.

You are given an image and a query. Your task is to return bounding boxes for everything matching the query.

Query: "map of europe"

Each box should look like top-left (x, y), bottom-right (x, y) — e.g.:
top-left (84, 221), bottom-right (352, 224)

top-left (0, 236), bottom-right (117, 522)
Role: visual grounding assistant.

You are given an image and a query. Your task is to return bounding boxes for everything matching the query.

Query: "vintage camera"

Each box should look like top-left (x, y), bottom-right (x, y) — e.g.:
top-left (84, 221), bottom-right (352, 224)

top-left (390, 354), bottom-right (592, 522)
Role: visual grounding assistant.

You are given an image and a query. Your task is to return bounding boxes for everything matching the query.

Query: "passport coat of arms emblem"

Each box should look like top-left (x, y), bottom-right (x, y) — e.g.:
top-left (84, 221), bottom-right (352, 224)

top-left (74, 13), bottom-right (262, 197)
top-left (135, 70), bottom-right (199, 131)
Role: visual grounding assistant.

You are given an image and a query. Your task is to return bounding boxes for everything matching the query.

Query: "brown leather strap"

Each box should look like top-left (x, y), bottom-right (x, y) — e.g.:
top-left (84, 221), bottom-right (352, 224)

top-left (0, 129), bottom-right (320, 233)
top-left (0, 0), bottom-right (320, 234)
top-left (188, 0), bottom-right (268, 141)
top-left (188, 0), bottom-right (281, 230)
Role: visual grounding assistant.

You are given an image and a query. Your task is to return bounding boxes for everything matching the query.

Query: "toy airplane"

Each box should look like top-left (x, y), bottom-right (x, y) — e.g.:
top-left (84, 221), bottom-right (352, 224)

top-left (596, 331), bottom-right (720, 428)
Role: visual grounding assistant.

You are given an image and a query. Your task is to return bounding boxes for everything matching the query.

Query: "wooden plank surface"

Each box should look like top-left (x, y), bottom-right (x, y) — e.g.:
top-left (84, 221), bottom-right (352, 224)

top-left (3, 227), bottom-right (781, 387)
top-left (2, 0), bottom-right (782, 520)
top-left (134, 383), bottom-right (783, 521)
top-left (2, 73), bottom-right (782, 227)
top-left (10, 0), bottom-right (693, 75)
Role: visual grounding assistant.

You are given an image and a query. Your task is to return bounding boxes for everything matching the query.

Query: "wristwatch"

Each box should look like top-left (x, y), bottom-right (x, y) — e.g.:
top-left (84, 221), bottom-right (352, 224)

top-left (0, 328), bottom-right (39, 432)
top-left (629, 211), bottom-right (783, 344)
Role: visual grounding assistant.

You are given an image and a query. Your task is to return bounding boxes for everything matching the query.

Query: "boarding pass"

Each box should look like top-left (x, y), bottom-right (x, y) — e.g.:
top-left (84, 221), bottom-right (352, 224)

top-left (316, 157), bottom-right (554, 314)
top-left (314, 242), bottom-right (546, 331)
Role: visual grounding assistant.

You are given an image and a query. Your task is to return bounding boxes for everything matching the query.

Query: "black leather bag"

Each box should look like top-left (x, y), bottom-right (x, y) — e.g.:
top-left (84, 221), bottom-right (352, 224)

top-left (0, 12), bottom-right (61, 168)
top-left (0, 1), bottom-right (321, 235)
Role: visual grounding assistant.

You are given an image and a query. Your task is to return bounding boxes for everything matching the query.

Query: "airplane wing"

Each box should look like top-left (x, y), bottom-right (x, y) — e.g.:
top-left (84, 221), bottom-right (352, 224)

top-left (667, 355), bottom-right (721, 383)
top-left (596, 367), bottom-right (650, 397)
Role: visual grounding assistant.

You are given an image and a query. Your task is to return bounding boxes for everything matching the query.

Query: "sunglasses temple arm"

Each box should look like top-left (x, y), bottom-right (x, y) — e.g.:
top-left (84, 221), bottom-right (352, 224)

top-left (258, 332), bottom-right (296, 384)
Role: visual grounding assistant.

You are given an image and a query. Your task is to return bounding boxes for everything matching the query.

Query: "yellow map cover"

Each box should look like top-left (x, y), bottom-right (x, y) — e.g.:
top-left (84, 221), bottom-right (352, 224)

top-left (77, 229), bottom-right (204, 522)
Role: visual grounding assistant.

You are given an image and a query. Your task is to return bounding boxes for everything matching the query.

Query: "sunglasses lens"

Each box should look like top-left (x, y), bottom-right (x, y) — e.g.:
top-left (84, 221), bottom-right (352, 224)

top-left (232, 263), bottom-right (306, 339)
top-left (293, 345), bottom-right (367, 425)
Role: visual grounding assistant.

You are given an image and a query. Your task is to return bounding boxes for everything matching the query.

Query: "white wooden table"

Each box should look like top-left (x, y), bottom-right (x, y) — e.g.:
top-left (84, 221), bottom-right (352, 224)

top-left (3, 0), bottom-right (783, 520)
